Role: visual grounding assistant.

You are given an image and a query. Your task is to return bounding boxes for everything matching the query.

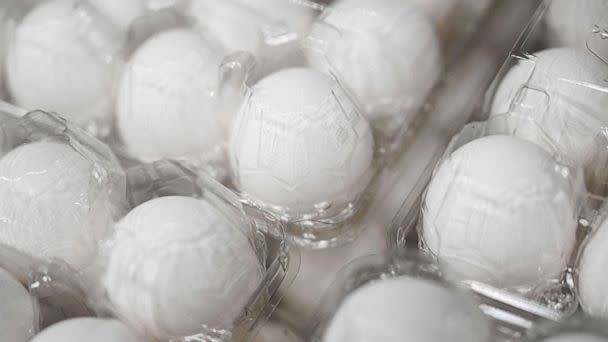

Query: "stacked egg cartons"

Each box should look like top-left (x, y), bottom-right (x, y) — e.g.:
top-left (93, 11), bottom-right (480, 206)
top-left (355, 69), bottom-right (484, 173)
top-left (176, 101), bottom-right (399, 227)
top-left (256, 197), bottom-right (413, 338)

top-left (390, 0), bottom-right (608, 340)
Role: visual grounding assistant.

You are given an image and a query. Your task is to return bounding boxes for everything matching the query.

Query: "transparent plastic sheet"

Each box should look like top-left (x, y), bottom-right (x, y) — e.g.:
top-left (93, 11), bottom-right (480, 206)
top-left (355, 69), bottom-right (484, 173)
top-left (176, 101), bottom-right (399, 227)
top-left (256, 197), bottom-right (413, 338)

top-left (220, 0), bottom-right (497, 248)
top-left (307, 249), bottom-right (494, 342)
top-left (82, 159), bottom-right (299, 342)
top-left (391, 0), bottom-right (608, 339)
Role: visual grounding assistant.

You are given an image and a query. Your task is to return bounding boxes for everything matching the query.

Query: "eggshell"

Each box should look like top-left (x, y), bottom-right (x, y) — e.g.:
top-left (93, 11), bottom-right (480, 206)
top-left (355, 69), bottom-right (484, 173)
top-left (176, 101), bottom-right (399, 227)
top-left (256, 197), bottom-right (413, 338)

top-left (103, 196), bottom-right (263, 339)
top-left (490, 48), bottom-right (608, 173)
top-left (307, 0), bottom-right (442, 122)
top-left (0, 141), bottom-right (117, 270)
top-left (116, 29), bottom-right (225, 162)
top-left (578, 217), bottom-right (608, 320)
top-left (5, 0), bottom-right (117, 127)
top-left (322, 276), bottom-right (492, 342)
top-left (31, 318), bottom-right (142, 342)
top-left (230, 67), bottom-right (374, 215)
top-left (422, 135), bottom-right (581, 289)
top-left (0, 267), bottom-right (37, 342)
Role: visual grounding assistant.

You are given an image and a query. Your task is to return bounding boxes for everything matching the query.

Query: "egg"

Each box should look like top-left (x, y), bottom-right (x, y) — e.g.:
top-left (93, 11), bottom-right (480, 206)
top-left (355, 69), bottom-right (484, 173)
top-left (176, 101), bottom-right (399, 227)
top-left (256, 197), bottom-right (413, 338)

top-left (5, 0), bottom-right (118, 130)
top-left (0, 140), bottom-right (118, 270)
top-left (230, 68), bottom-right (374, 216)
top-left (577, 217), bottom-right (608, 320)
top-left (539, 334), bottom-right (608, 342)
top-left (490, 48), bottom-right (608, 192)
top-left (322, 276), bottom-right (492, 342)
top-left (187, 0), bottom-right (314, 77)
top-left (253, 320), bottom-right (303, 342)
top-left (408, 0), bottom-right (494, 43)
top-left (103, 196), bottom-right (263, 340)
top-left (116, 29), bottom-right (226, 163)
top-left (545, 0), bottom-right (608, 48)
top-left (0, 267), bottom-right (37, 342)
top-left (31, 318), bottom-right (142, 342)
top-left (422, 135), bottom-right (582, 290)
top-left (307, 0), bottom-right (441, 125)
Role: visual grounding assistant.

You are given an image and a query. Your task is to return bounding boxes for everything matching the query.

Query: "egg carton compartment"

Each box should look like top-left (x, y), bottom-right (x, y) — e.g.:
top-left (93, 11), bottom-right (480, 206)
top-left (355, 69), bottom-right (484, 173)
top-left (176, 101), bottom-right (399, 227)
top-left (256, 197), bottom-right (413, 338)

top-left (391, 0), bottom-right (608, 339)
top-left (307, 249), bottom-right (496, 342)
top-left (0, 107), bottom-right (298, 342)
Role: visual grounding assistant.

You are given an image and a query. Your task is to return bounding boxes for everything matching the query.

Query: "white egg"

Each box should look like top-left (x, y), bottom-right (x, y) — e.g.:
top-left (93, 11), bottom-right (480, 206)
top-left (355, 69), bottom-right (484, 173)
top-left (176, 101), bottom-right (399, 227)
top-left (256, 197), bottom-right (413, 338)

top-left (322, 276), bottom-right (491, 342)
top-left (0, 140), bottom-right (118, 270)
top-left (103, 196), bottom-right (263, 340)
top-left (253, 320), bottom-right (303, 342)
top-left (0, 267), bottom-right (37, 342)
top-left (117, 29), bottom-right (226, 163)
top-left (230, 68), bottom-right (374, 215)
top-left (31, 318), bottom-right (142, 342)
top-left (5, 0), bottom-right (118, 128)
top-left (490, 48), bottom-right (608, 190)
top-left (187, 0), bottom-right (314, 76)
top-left (422, 135), bottom-right (581, 290)
top-left (545, 0), bottom-right (608, 48)
top-left (408, 0), bottom-right (494, 42)
top-left (86, 0), bottom-right (147, 32)
top-left (307, 0), bottom-right (441, 124)
top-left (578, 217), bottom-right (608, 320)
top-left (540, 334), bottom-right (608, 342)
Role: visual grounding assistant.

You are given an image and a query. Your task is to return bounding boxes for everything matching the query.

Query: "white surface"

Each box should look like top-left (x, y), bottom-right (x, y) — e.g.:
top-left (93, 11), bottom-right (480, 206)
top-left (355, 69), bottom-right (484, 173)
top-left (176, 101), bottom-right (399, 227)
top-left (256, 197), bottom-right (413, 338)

top-left (322, 277), bottom-right (491, 342)
top-left (117, 29), bottom-right (225, 162)
top-left (187, 0), bottom-right (314, 77)
top-left (545, 0), bottom-right (608, 48)
top-left (230, 68), bottom-right (374, 214)
top-left (490, 48), bottom-right (608, 175)
top-left (253, 320), bottom-right (303, 342)
top-left (0, 267), bottom-right (37, 342)
top-left (423, 135), bottom-right (581, 290)
top-left (31, 318), bottom-right (142, 342)
top-left (307, 0), bottom-right (441, 123)
top-left (409, 0), bottom-right (494, 43)
top-left (103, 196), bottom-right (263, 340)
top-left (540, 334), bottom-right (608, 342)
top-left (578, 217), bottom-right (608, 320)
top-left (0, 141), bottom-right (115, 270)
top-left (5, 0), bottom-right (116, 126)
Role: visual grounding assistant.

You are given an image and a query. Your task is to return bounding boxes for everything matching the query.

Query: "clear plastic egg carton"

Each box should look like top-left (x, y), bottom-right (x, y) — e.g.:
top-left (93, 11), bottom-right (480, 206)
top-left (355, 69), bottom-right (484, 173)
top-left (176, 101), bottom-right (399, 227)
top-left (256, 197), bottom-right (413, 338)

top-left (212, 0), bottom-right (498, 248)
top-left (307, 249), bottom-right (496, 342)
top-left (0, 0), bottom-right (498, 249)
top-left (0, 107), bottom-right (298, 341)
top-left (390, 0), bottom-right (608, 340)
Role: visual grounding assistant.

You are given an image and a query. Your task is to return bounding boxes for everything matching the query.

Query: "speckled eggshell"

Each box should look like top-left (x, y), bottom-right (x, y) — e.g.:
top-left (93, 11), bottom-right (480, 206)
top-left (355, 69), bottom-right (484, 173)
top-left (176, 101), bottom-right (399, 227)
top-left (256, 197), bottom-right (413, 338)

top-left (116, 29), bottom-right (225, 162)
top-left (540, 334), bottom-right (608, 342)
top-left (578, 217), bottom-right (608, 320)
top-left (0, 140), bottom-right (116, 270)
top-left (5, 0), bottom-right (116, 126)
top-left (422, 135), bottom-right (581, 290)
top-left (230, 67), bottom-right (374, 215)
top-left (490, 48), bottom-right (608, 170)
top-left (545, 0), bottom-right (608, 48)
top-left (103, 196), bottom-right (263, 340)
top-left (0, 268), bottom-right (37, 342)
top-left (322, 277), bottom-right (492, 342)
top-left (307, 0), bottom-right (441, 121)
top-left (31, 318), bottom-right (142, 342)
top-left (253, 321), bottom-right (303, 342)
